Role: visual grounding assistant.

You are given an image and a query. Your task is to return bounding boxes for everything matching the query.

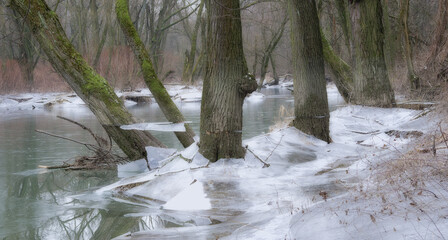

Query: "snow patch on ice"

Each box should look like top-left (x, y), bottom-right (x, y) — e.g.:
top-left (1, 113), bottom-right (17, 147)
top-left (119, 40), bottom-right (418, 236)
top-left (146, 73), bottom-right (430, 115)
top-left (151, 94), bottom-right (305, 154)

top-left (245, 91), bottom-right (265, 103)
top-left (120, 122), bottom-right (188, 132)
top-left (163, 181), bottom-right (211, 211)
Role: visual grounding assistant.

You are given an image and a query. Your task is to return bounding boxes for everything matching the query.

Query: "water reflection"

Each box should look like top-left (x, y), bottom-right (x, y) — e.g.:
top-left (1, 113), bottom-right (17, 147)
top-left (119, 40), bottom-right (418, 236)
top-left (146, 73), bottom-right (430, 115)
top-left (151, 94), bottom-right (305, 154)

top-left (0, 88), bottom-right (344, 239)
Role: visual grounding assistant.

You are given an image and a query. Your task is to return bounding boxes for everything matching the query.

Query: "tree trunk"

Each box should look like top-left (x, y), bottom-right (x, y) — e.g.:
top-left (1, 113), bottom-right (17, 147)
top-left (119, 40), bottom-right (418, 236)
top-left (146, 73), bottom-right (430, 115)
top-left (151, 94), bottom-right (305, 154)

top-left (10, 8), bottom-right (38, 91)
top-left (321, 29), bottom-right (354, 103)
top-left (116, 0), bottom-right (196, 148)
top-left (258, 16), bottom-right (288, 89)
top-left (351, 0), bottom-right (395, 107)
top-left (270, 55), bottom-right (279, 86)
top-left (288, 0), bottom-right (330, 143)
top-left (252, 38), bottom-right (259, 79)
top-left (427, 0), bottom-right (448, 67)
top-left (199, 0), bottom-right (257, 162)
top-left (182, 0), bottom-right (204, 84)
top-left (335, 0), bottom-right (353, 60)
top-left (399, 0), bottom-right (420, 90)
top-left (9, 0), bottom-right (165, 161)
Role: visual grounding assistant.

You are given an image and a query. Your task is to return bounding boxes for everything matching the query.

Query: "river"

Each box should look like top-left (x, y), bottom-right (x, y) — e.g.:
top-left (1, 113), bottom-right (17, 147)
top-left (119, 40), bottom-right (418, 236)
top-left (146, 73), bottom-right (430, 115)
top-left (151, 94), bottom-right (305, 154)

top-left (0, 87), bottom-right (344, 239)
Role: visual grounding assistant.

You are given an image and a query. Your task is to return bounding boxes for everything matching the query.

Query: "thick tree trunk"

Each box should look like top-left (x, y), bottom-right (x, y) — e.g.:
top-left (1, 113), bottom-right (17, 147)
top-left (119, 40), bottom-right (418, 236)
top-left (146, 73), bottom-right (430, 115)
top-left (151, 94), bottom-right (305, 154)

top-left (199, 0), bottom-right (257, 162)
top-left (399, 0), bottom-right (420, 90)
top-left (116, 0), bottom-right (196, 148)
top-left (288, 0), bottom-right (330, 143)
top-left (351, 0), bottom-right (395, 107)
top-left (9, 0), bottom-right (165, 161)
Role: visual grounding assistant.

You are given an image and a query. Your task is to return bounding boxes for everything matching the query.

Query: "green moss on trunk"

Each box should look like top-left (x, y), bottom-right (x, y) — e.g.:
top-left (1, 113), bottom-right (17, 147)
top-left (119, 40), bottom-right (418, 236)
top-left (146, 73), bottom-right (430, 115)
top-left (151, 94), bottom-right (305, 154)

top-left (10, 0), bottom-right (165, 160)
top-left (116, 0), bottom-right (196, 148)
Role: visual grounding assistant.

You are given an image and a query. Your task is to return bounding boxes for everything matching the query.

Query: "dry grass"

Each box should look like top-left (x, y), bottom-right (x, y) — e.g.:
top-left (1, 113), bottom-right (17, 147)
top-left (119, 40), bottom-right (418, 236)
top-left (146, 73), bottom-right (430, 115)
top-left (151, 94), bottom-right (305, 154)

top-left (0, 46), bottom-right (161, 94)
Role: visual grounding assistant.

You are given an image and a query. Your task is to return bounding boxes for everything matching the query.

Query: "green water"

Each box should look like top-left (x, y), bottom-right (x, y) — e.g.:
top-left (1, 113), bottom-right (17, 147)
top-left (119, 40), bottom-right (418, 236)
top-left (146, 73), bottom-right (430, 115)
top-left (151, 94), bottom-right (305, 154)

top-left (0, 88), bottom-right (340, 239)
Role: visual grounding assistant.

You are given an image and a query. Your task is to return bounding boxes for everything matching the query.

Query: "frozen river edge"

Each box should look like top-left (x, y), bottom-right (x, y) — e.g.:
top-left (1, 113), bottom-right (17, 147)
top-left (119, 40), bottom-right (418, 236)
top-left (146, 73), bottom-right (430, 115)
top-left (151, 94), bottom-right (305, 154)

top-left (1, 83), bottom-right (446, 239)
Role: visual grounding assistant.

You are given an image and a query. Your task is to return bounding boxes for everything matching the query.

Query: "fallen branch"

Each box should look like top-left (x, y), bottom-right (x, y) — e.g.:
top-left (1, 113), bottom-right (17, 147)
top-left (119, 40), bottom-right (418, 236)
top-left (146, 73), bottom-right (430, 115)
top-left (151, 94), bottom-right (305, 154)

top-left (245, 147), bottom-right (270, 168)
top-left (35, 129), bottom-right (94, 147)
top-left (35, 116), bottom-right (127, 170)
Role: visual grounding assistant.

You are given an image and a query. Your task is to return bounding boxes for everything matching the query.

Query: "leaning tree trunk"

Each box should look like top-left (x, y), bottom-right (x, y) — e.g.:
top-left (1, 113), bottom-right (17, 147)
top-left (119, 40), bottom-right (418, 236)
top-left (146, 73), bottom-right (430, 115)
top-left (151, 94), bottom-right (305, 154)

top-left (351, 0), bottom-right (395, 107)
top-left (321, 29), bottom-right (355, 103)
top-left (116, 0), bottom-right (196, 148)
top-left (199, 0), bottom-right (258, 162)
top-left (258, 16), bottom-right (288, 89)
top-left (9, 0), bottom-right (165, 161)
top-left (288, 0), bottom-right (330, 143)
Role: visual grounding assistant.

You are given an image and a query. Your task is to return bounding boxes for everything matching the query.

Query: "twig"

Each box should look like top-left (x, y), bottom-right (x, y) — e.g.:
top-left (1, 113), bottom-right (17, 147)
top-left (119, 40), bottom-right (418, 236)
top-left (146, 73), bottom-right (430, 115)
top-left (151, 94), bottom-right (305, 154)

top-left (35, 129), bottom-right (95, 148)
top-left (57, 115), bottom-right (110, 149)
top-left (439, 124), bottom-right (448, 152)
top-left (265, 134), bottom-right (285, 162)
top-left (245, 147), bottom-right (270, 168)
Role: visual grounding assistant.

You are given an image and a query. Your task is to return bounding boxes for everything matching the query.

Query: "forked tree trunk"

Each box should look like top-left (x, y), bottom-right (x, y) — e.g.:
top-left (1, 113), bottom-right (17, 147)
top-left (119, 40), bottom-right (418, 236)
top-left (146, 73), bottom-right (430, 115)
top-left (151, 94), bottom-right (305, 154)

top-left (116, 0), bottom-right (196, 148)
top-left (258, 16), bottom-right (288, 89)
top-left (288, 0), bottom-right (330, 143)
top-left (199, 0), bottom-right (258, 162)
top-left (351, 0), bottom-right (395, 107)
top-left (9, 0), bottom-right (165, 160)
top-left (182, 0), bottom-right (204, 84)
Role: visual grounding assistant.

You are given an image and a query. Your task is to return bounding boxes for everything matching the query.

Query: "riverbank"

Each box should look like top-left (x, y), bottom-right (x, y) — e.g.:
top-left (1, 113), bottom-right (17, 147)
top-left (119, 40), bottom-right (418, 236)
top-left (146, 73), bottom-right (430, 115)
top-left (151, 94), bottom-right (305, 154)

top-left (1, 81), bottom-right (444, 239)
top-left (103, 104), bottom-right (443, 239)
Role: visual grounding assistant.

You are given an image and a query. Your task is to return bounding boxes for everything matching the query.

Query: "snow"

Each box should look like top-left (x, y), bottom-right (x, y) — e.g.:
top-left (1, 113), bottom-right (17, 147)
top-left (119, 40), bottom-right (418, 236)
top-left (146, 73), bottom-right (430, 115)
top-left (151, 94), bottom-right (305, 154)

top-left (163, 181), bottom-right (211, 211)
top-left (91, 103), bottom-right (443, 239)
top-left (245, 91), bottom-right (265, 103)
top-left (120, 122), bottom-right (188, 132)
top-left (2, 83), bottom-right (444, 239)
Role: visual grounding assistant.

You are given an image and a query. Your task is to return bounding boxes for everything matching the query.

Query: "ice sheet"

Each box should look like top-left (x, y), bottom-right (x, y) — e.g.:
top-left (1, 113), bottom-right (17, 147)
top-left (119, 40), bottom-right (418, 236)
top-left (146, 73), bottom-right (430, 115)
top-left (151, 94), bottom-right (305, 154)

top-left (120, 122), bottom-right (188, 132)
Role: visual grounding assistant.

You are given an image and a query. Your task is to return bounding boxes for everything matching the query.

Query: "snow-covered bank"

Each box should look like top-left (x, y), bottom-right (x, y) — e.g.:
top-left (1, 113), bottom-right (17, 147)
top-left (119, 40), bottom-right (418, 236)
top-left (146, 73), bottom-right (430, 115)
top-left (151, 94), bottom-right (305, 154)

top-left (0, 82), bottom-right (346, 115)
top-left (85, 105), bottom-right (441, 239)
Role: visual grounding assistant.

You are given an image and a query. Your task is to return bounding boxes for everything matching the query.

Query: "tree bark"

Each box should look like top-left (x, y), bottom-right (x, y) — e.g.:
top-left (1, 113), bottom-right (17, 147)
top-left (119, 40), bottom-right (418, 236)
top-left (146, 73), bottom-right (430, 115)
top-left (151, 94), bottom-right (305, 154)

top-left (351, 0), bottom-right (395, 107)
top-left (269, 55), bottom-right (279, 85)
top-left (181, 0), bottom-right (204, 84)
top-left (321, 29), bottom-right (354, 103)
top-left (288, 0), bottom-right (330, 143)
top-left (399, 0), bottom-right (420, 90)
top-left (335, 0), bottom-right (353, 60)
top-left (258, 16), bottom-right (288, 89)
top-left (9, 0), bottom-right (165, 161)
top-left (199, 0), bottom-right (257, 162)
top-left (427, 0), bottom-right (448, 67)
top-left (116, 0), bottom-right (196, 148)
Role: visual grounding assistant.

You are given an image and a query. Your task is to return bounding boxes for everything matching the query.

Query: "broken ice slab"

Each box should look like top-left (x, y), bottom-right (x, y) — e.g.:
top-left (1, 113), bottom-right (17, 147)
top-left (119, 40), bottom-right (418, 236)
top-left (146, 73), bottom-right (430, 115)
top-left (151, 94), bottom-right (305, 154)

top-left (120, 121), bottom-right (192, 132)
